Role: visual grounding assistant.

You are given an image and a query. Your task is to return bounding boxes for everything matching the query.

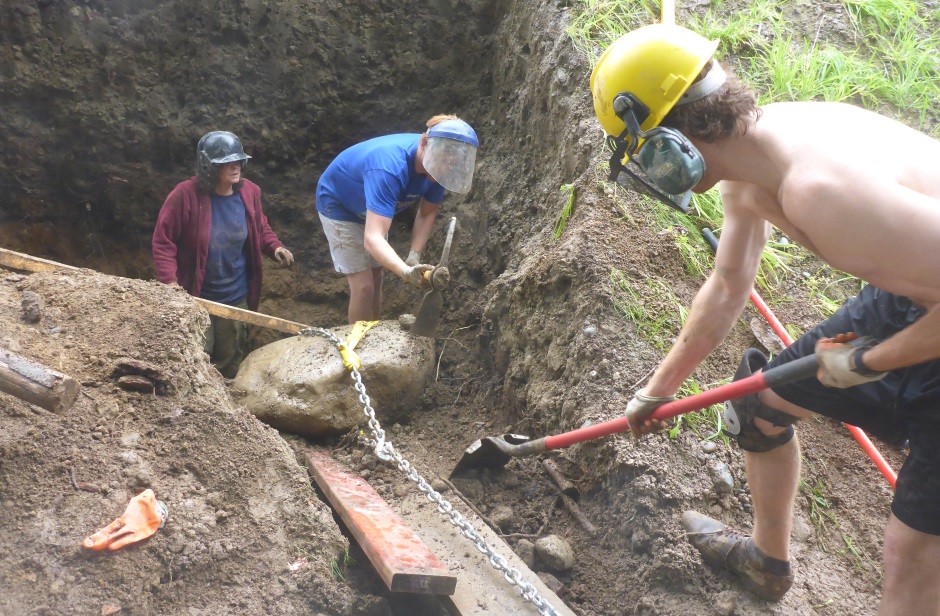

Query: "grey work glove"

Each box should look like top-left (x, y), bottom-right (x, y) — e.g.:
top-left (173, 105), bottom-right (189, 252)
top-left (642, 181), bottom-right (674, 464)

top-left (400, 264), bottom-right (433, 289)
top-left (405, 250), bottom-right (422, 267)
top-left (625, 390), bottom-right (676, 436)
top-left (816, 333), bottom-right (886, 388)
top-left (274, 247), bottom-right (294, 266)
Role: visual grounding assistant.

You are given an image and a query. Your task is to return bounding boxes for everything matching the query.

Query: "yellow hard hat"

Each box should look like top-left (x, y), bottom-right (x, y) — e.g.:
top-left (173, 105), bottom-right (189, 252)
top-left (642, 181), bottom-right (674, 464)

top-left (591, 24), bottom-right (719, 137)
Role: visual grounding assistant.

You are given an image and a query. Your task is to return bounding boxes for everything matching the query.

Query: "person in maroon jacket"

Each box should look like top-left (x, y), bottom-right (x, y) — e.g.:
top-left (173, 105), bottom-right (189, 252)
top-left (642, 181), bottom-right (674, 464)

top-left (152, 131), bottom-right (293, 378)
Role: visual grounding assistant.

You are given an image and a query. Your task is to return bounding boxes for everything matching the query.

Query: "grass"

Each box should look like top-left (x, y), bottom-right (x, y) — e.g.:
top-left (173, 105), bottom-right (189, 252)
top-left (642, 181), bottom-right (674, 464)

top-left (667, 377), bottom-right (732, 446)
top-left (569, 0), bottom-right (940, 315)
top-left (329, 547), bottom-right (356, 581)
top-left (553, 183), bottom-right (577, 240)
top-left (804, 268), bottom-right (863, 318)
top-left (610, 268), bottom-right (686, 353)
top-left (800, 458), bottom-right (881, 575)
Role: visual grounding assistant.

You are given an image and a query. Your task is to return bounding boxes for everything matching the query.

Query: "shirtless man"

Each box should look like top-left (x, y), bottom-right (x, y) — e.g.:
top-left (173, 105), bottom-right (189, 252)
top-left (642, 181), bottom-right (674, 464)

top-left (591, 24), bottom-right (940, 614)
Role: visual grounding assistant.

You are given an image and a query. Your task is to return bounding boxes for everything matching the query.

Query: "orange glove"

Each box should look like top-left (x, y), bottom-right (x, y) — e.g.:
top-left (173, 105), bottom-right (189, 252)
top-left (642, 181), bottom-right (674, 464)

top-left (82, 489), bottom-right (168, 551)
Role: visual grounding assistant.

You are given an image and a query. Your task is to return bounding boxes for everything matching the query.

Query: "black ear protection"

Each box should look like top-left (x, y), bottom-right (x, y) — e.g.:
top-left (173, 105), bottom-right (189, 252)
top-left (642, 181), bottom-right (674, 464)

top-left (606, 92), bottom-right (705, 213)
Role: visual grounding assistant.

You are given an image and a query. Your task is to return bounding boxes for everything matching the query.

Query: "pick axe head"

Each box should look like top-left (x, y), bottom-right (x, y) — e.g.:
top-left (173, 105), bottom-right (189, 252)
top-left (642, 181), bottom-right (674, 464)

top-left (411, 217), bottom-right (456, 338)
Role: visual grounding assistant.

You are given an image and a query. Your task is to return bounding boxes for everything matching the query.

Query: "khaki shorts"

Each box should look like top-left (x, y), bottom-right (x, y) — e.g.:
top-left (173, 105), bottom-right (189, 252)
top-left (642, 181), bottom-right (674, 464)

top-left (318, 213), bottom-right (383, 274)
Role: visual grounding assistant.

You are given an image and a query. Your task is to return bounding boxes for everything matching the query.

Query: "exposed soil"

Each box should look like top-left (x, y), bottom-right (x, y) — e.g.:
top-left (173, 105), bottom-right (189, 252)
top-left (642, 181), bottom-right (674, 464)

top-left (0, 1), bottom-right (908, 615)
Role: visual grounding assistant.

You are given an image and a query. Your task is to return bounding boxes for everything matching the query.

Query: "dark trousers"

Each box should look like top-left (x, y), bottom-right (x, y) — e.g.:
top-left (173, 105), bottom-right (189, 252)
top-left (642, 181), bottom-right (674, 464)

top-left (203, 300), bottom-right (249, 379)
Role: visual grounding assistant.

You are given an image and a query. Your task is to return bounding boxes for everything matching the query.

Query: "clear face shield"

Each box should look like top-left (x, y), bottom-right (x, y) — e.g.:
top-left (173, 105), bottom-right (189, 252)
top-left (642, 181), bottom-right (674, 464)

top-left (423, 136), bottom-right (478, 194)
top-left (605, 93), bottom-right (704, 213)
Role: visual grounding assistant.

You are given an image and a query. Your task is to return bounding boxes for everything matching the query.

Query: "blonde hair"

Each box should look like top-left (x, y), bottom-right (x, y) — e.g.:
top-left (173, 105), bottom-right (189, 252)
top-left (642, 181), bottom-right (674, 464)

top-left (426, 114), bottom-right (460, 130)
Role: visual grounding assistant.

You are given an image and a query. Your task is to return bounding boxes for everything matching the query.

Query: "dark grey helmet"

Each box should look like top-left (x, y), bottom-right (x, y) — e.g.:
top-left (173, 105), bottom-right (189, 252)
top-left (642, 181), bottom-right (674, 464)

top-left (196, 131), bottom-right (251, 175)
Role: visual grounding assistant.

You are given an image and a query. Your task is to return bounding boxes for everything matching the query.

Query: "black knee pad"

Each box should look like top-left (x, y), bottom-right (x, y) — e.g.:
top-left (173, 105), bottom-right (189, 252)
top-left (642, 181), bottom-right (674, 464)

top-left (723, 349), bottom-right (799, 453)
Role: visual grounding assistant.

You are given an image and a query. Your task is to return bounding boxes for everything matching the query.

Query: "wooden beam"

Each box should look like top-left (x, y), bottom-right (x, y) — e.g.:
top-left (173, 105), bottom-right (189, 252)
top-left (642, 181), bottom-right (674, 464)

top-left (0, 347), bottom-right (80, 413)
top-left (0, 247), bottom-right (311, 335)
top-left (194, 298), bottom-right (309, 335)
top-left (306, 451), bottom-right (457, 595)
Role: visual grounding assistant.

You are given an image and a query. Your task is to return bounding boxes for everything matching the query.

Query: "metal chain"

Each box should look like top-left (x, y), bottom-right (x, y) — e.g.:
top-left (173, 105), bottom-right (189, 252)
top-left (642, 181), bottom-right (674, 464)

top-left (300, 327), bottom-right (561, 616)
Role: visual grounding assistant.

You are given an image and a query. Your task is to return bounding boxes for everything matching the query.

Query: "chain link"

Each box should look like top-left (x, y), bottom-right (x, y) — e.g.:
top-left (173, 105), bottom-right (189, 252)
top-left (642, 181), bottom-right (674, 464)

top-left (300, 327), bottom-right (561, 616)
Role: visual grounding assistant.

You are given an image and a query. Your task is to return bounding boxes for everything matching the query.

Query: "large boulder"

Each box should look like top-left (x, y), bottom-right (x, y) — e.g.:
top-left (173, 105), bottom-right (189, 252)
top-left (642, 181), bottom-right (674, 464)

top-left (233, 320), bottom-right (435, 436)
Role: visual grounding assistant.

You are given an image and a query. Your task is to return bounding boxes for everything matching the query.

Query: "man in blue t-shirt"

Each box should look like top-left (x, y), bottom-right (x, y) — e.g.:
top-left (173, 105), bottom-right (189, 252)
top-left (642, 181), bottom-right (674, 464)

top-left (316, 115), bottom-right (478, 323)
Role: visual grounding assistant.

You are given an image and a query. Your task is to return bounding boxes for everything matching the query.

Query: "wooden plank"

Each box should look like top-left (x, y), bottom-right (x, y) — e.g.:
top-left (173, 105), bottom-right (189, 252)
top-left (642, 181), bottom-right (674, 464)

top-left (0, 347), bottom-right (80, 413)
top-left (0, 247), bottom-right (311, 335)
top-left (397, 487), bottom-right (577, 616)
top-left (306, 452), bottom-right (456, 595)
top-left (194, 298), bottom-right (309, 335)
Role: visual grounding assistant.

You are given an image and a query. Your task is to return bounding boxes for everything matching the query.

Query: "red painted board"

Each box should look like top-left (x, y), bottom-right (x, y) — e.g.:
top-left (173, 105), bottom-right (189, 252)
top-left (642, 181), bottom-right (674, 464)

top-left (306, 451), bottom-right (456, 595)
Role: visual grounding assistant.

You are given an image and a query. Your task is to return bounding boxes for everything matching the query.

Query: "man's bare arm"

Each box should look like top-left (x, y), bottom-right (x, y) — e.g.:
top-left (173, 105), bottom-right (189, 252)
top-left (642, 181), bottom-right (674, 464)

top-left (643, 185), bottom-right (771, 397)
top-left (863, 306), bottom-right (940, 371)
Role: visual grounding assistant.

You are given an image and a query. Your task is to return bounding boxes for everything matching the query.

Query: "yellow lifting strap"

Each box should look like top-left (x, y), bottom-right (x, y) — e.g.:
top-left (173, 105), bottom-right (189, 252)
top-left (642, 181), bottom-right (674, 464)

top-left (338, 320), bottom-right (378, 371)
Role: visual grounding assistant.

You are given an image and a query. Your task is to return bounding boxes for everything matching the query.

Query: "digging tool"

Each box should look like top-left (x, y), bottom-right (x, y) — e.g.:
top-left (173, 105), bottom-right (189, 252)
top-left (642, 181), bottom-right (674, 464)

top-left (412, 217), bottom-right (456, 338)
top-left (700, 228), bottom-right (897, 488)
top-left (451, 352), bottom-right (820, 475)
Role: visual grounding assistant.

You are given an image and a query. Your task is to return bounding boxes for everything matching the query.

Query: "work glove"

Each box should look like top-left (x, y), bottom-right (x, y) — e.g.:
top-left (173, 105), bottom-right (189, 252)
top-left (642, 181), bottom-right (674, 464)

top-left (82, 489), bottom-right (168, 551)
top-left (816, 332), bottom-right (886, 388)
top-left (400, 264), bottom-right (433, 289)
top-left (625, 390), bottom-right (676, 437)
top-left (405, 250), bottom-right (422, 267)
top-left (274, 247), bottom-right (294, 266)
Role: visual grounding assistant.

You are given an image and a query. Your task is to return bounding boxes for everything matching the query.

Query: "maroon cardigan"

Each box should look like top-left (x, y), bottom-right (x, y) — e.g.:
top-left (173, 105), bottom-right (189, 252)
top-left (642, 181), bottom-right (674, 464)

top-left (152, 178), bottom-right (284, 311)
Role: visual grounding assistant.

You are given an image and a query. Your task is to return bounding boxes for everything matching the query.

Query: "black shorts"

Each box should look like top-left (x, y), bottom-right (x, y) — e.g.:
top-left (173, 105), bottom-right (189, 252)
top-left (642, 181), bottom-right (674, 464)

top-left (766, 285), bottom-right (940, 535)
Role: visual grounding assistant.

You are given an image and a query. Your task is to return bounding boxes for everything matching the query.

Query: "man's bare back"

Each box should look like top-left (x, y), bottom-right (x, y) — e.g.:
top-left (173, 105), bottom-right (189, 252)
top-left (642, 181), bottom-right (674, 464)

top-left (711, 101), bottom-right (940, 308)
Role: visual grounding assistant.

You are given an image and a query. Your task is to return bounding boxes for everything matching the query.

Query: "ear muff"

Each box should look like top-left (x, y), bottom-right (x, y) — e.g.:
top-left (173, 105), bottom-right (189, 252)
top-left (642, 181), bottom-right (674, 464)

top-left (634, 128), bottom-right (705, 195)
top-left (605, 92), bottom-right (704, 211)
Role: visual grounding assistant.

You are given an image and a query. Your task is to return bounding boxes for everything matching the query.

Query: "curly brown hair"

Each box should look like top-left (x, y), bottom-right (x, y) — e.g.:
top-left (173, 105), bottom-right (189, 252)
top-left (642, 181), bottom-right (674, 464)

top-left (660, 60), bottom-right (762, 142)
top-left (196, 162), bottom-right (245, 195)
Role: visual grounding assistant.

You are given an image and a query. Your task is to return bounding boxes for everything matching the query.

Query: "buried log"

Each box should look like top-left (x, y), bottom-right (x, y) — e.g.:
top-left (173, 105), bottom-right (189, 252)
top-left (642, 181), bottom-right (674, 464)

top-left (0, 347), bottom-right (80, 413)
top-left (541, 459), bottom-right (597, 536)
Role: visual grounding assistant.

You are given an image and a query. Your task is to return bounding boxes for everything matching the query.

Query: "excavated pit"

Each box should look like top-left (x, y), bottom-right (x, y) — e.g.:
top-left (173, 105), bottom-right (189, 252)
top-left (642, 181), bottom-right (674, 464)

top-left (0, 1), bottom-right (907, 615)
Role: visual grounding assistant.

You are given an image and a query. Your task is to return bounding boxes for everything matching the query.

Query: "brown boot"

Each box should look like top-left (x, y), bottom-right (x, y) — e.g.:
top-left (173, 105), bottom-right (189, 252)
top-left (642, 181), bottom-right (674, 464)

top-left (681, 511), bottom-right (793, 601)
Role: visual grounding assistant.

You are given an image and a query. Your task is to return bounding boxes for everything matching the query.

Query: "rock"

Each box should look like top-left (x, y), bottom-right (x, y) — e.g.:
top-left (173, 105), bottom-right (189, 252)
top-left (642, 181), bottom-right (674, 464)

top-left (398, 314), bottom-right (415, 330)
top-left (117, 375), bottom-right (154, 393)
top-left (489, 505), bottom-right (514, 532)
top-left (429, 477), bottom-right (449, 494)
top-left (714, 593), bottom-right (736, 615)
top-left (709, 462), bottom-right (735, 495)
top-left (514, 538), bottom-right (535, 568)
top-left (233, 321), bottom-right (434, 437)
top-left (111, 357), bottom-right (174, 395)
top-left (792, 513), bottom-right (814, 543)
top-left (701, 441), bottom-right (718, 454)
top-left (535, 535), bottom-right (575, 572)
top-left (20, 290), bottom-right (43, 323)
top-left (537, 571), bottom-right (565, 596)
top-left (451, 477), bottom-right (484, 502)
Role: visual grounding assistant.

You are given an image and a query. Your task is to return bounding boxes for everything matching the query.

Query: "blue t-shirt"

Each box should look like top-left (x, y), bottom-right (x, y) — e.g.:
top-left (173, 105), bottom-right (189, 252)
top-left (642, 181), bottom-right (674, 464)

top-left (315, 133), bottom-right (445, 223)
top-left (201, 191), bottom-right (249, 305)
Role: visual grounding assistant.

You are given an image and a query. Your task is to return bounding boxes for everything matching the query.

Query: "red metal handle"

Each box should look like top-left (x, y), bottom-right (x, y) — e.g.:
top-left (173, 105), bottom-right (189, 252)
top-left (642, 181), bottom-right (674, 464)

top-left (544, 354), bottom-right (818, 450)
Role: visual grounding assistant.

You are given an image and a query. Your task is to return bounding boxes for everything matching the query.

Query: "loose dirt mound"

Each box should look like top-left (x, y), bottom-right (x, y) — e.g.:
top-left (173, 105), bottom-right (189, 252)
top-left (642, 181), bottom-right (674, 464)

top-left (0, 269), bottom-right (354, 615)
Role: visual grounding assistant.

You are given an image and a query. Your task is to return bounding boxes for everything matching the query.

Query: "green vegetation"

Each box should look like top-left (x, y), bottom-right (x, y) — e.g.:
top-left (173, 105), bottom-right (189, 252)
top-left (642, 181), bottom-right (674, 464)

top-left (667, 377), bottom-right (732, 446)
top-left (329, 547), bottom-right (356, 581)
top-left (610, 268), bottom-right (686, 353)
top-left (553, 183), bottom-right (577, 240)
top-left (800, 458), bottom-right (881, 574)
top-left (573, 0), bottom-right (940, 316)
